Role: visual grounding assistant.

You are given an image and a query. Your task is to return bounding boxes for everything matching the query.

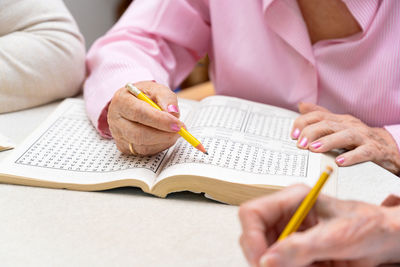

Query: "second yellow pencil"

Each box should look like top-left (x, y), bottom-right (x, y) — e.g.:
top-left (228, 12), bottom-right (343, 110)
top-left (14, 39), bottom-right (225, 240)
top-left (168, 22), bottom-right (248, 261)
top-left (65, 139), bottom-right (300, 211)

top-left (278, 166), bottom-right (333, 241)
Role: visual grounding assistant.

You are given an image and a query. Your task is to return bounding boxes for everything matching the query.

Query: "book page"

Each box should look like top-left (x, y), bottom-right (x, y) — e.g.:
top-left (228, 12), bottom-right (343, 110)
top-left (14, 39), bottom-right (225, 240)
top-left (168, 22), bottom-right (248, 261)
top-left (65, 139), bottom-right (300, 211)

top-left (158, 96), bottom-right (322, 188)
top-left (0, 98), bottom-right (197, 188)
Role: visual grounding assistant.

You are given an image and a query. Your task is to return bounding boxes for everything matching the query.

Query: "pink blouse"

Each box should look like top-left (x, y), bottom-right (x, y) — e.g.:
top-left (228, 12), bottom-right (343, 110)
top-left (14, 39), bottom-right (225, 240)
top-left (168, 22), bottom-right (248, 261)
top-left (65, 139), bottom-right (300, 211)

top-left (84, 0), bottom-right (400, 152)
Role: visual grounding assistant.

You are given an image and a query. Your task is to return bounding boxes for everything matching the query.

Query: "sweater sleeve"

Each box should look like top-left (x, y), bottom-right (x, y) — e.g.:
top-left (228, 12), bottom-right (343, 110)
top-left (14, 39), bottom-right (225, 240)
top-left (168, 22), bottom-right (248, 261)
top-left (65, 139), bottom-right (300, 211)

top-left (0, 0), bottom-right (85, 113)
top-left (84, 0), bottom-right (210, 137)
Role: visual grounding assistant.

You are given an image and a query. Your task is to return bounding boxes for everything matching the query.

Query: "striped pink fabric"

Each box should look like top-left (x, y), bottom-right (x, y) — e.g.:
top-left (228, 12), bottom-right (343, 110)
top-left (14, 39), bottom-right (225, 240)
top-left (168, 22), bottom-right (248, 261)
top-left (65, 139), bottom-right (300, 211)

top-left (84, 0), bottom-right (400, 152)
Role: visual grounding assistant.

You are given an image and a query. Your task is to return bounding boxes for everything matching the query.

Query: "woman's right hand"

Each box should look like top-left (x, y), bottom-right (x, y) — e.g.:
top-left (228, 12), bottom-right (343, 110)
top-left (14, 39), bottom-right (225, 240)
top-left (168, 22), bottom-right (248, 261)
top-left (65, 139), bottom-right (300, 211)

top-left (239, 184), bottom-right (400, 267)
top-left (107, 81), bottom-right (184, 156)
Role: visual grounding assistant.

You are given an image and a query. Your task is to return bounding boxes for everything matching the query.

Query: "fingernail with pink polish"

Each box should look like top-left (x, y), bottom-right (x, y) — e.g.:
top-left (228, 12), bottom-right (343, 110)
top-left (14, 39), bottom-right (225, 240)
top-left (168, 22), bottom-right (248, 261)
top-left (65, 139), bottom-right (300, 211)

top-left (310, 141), bottom-right (322, 149)
top-left (171, 123), bottom-right (181, 132)
top-left (336, 156), bottom-right (345, 165)
top-left (299, 137), bottom-right (308, 147)
top-left (167, 104), bottom-right (179, 113)
top-left (292, 128), bottom-right (300, 139)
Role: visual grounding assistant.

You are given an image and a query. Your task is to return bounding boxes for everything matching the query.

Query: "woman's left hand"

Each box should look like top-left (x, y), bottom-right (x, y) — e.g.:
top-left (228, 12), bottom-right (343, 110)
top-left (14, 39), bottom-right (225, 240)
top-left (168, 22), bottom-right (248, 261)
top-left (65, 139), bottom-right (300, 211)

top-left (291, 102), bottom-right (400, 174)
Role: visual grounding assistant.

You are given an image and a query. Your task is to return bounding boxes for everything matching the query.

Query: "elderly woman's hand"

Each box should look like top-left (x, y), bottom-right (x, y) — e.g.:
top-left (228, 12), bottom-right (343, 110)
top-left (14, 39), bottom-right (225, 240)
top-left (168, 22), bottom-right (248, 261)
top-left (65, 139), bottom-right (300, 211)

top-left (239, 184), bottom-right (400, 267)
top-left (107, 81), bottom-right (184, 156)
top-left (291, 102), bottom-right (400, 174)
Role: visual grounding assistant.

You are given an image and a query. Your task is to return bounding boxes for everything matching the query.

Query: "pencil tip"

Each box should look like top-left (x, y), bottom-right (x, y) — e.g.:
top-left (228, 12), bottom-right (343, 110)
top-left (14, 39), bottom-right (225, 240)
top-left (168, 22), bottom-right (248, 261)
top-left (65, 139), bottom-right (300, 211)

top-left (195, 144), bottom-right (208, 154)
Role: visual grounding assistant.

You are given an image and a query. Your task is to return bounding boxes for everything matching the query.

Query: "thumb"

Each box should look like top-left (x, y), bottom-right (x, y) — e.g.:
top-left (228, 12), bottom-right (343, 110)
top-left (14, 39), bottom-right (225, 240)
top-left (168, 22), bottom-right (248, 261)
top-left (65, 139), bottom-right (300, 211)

top-left (298, 102), bottom-right (330, 115)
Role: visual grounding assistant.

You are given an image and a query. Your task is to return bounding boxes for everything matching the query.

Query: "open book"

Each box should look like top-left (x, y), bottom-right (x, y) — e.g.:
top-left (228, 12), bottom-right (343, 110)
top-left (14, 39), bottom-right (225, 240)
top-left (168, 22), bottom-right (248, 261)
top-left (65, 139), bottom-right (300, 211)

top-left (0, 96), bottom-right (337, 205)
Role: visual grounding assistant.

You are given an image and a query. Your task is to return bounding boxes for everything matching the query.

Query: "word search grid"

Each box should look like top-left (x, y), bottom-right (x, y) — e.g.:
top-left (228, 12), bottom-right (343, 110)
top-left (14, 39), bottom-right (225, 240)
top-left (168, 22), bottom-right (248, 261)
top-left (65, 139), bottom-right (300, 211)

top-left (14, 100), bottom-right (309, 178)
top-left (15, 104), bottom-right (167, 173)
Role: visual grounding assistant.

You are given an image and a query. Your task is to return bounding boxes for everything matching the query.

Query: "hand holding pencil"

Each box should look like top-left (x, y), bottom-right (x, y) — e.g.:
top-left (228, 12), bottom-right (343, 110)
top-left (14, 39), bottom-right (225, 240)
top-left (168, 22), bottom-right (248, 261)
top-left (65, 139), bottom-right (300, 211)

top-left (239, 170), bottom-right (400, 267)
top-left (126, 83), bottom-right (207, 154)
top-left (107, 81), bottom-right (188, 156)
top-left (107, 80), bottom-right (207, 156)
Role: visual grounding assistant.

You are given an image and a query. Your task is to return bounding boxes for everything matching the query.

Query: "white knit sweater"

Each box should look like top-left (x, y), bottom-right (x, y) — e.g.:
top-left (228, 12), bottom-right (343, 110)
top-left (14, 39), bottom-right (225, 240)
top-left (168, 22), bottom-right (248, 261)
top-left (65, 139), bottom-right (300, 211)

top-left (0, 0), bottom-right (85, 113)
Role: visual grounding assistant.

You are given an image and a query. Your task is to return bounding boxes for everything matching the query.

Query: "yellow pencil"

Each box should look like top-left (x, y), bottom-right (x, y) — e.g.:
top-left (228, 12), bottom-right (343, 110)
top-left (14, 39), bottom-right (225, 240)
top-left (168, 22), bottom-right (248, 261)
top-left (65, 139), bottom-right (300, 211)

top-left (278, 166), bottom-right (333, 241)
top-left (126, 83), bottom-right (208, 155)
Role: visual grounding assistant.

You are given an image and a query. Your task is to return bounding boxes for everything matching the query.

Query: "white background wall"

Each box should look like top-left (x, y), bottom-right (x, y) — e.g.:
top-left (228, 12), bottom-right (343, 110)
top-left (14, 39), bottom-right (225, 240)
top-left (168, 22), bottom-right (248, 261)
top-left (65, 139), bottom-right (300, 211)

top-left (63, 0), bottom-right (121, 49)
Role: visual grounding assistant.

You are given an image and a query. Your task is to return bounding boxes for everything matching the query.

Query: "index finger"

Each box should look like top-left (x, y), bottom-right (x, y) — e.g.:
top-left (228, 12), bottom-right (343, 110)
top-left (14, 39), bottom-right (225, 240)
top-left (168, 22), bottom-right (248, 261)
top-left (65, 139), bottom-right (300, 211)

top-left (116, 91), bottom-right (183, 133)
top-left (238, 184), bottom-right (310, 265)
top-left (240, 184), bottom-right (310, 230)
top-left (291, 111), bottom-right (337, 139)
top-left (135, 81), bottom-right (181, 118)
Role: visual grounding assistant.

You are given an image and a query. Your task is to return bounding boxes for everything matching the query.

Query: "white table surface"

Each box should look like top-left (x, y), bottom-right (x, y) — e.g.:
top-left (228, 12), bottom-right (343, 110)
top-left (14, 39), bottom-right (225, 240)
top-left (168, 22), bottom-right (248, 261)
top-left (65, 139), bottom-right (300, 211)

top-left (1, 100), bottom-right (399, 267)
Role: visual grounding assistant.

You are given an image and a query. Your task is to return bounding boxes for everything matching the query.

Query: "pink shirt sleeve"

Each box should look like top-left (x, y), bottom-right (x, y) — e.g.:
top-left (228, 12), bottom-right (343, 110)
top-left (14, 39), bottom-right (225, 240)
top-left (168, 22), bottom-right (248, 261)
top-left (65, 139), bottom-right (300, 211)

top-left (84, 0), bottom-right (210, 137)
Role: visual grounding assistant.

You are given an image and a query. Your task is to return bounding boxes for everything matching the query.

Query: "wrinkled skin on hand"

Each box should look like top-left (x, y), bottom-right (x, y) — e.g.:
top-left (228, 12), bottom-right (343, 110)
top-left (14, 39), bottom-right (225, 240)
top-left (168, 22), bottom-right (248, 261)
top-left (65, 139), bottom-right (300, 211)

top-left (292, 103), bottom-right (400, 175)
top-left (107, 81), bottom-right (184, 156)
top-left (239, 184), bottom-right (400, 267)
